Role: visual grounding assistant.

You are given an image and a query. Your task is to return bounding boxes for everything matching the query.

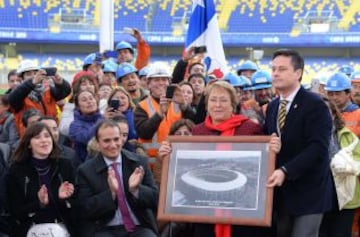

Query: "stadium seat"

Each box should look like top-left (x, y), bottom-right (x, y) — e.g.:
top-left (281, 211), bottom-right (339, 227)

top-left (1, 0), bottom-right (358, 32)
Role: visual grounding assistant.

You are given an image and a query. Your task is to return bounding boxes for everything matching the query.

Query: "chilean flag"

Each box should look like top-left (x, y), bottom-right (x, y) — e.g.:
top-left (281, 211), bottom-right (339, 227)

top-left (185, 0), bottom-right (228, 79)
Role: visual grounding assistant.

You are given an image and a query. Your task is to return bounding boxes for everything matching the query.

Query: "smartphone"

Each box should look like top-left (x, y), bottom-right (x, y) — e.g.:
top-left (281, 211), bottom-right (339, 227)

top-left (194, 46), bottom-right (207, 54)
top-left (123, 27), bottom-right (135, 35)
top-left (108, 99), bottom-right (120, 111)
top-left (166, 85), bottom-right (176, 99)
top-left (43, 67), bottom-right (57, 76)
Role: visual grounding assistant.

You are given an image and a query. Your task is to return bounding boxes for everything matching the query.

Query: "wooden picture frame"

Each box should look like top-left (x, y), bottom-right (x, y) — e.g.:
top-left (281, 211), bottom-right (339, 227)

top-left (157, 135), bottom-right (276, 226)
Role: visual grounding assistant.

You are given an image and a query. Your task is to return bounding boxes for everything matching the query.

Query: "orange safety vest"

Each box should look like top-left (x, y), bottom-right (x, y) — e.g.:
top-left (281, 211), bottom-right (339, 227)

top-left (14, 89), bottom-right (58, 137)
top-left (138, 97), bottom-right (182, 159)
top-left (342, 110), bottom-right (360, 138)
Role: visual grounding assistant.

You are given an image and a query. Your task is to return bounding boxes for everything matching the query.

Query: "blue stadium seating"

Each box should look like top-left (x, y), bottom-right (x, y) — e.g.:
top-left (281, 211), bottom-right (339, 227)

top-left (1, 0), bottom-right (359, 33)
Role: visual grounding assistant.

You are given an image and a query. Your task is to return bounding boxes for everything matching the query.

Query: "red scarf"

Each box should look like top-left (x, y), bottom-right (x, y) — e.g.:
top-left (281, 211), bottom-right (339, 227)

top-left (205, 114), bottom-right (248, 136)
top-left (204, 114), bottom-right (248, 237)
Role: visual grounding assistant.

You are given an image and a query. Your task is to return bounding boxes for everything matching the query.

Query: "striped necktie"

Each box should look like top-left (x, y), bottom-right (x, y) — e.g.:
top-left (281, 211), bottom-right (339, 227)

top-left (278, 100), bottom-right (288, 132)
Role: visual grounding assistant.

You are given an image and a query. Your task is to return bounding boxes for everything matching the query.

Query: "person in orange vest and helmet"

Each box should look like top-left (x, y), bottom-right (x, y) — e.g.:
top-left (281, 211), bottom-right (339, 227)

top-left (134, 62), bottom-right (193, 168)
top-left (115, 28), bottom-right (151, 70)
top-left (7, 59), bottom-right (71, 137)
top-left (325, 72), bottom-right (360, 138)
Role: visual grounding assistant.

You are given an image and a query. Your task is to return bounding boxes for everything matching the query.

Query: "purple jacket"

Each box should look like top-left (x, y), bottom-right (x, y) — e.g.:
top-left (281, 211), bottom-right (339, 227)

top-left (69, 109), bottom-right (103, 162)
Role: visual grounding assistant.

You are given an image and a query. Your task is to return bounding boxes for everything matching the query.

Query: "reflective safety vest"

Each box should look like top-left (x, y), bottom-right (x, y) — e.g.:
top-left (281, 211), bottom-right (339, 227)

top-left (14, 89), bottom-right (58, 137)
top-left (138, 96), bottom-right (182, 159)
top-left (342, 109), bottom-right (360, 138)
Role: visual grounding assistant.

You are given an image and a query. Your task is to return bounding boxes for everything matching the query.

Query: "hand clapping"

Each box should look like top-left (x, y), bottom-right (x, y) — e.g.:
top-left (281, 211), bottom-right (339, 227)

top-left (38, 185), bottom-right (49, 206)
top-left (129, 166), bottom-right (144, 193)
top-left (58, 181), bottom-right (75, 200)
top-left (107, 167), bottom-right (119, 200)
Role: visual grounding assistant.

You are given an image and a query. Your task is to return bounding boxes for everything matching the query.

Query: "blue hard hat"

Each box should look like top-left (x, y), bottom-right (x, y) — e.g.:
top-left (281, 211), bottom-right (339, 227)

top-left (223, 73), bottom-right (238, 85)
top-left (250, 70), bottom-right (272, 90)
top-left (102, 59), bottom-right (118, 73)
top-left (83, 53), bottom-right (102, 67)
top-left (115, 41), bottom-right (134, 54)
top-left (138, 66), bottom-right (150, 77)
top-left (236, 60), bottom-right (258, 75)
top-left (338, 65), bottom-right (353, 76)
top-left (116, 62), bottom-right (137, 81)
top-left (325, 72), bottom-right (351, 91)
top-left (350, 70), bottom-right (360, 82)
top-left (225, 73), bottom-right (251, 88)
top-left (238, 75), bottom-right (252, 89)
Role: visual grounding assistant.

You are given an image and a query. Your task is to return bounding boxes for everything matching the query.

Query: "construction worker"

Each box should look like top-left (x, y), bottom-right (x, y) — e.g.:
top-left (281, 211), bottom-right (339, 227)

top-left (82, 52), bottom-right (103, 83)
top-left (325, 72), bottom-right (360, 137)
top-left (225, 73), bottom-right (252, 103)
top-left (350, 70), bottom-right (360, 106)
top-left (134, 62), bottom-right (188, 169)
top-left (8, 59), bottom-right (71, 136)
top-left (115, 28), bottom-right (151, 70)
top-left (116, 62), bottom-right (148, 105)
top-left (250, 70), bottom-right (274, 107)
top-left (101, 59), bottom-right (117, 87)
top-left (236, 60), bottom-right (258, 79)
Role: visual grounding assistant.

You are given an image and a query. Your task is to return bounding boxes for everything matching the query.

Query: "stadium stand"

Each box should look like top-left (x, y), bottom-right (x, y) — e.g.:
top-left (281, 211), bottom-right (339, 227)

top-left (1, 0), bottom-right (360, 32)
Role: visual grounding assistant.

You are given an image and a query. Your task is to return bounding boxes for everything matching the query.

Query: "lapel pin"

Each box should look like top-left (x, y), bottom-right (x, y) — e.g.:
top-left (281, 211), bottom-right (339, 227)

top-left (294, 104), bottom-right (298, 109)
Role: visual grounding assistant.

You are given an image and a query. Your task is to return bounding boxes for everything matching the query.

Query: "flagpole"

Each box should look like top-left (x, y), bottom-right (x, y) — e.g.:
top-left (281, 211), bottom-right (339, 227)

top-left (99, 0), bottom-right (114, 53)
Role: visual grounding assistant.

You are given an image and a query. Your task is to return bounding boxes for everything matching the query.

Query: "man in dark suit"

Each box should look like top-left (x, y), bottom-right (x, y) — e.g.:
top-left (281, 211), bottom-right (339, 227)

top-left (265, 49), bottom-right (334, 237)
top-left (76, 120), bottom-right (158, 237)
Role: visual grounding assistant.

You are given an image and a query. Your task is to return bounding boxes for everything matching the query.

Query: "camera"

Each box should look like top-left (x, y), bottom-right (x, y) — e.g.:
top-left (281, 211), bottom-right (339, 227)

top-left (42, 67), bottom-right (57, 76)
top-left (166, 85), bottom-right (176, 99)
top-left (194, 46), bottom-right (207, 54)
top-left (108, 99), bottom-right (120, 111)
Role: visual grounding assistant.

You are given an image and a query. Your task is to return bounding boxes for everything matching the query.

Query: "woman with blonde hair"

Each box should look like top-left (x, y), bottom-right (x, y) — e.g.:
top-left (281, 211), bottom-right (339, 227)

top-left (104, 86), bottom-right (138, 142)
top-left (159, 81), bottom-right (280, 237)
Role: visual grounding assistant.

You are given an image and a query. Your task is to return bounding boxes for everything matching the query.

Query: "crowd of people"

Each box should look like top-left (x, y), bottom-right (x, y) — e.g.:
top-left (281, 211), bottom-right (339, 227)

top-left (0, 29), bottom-right (360, 237)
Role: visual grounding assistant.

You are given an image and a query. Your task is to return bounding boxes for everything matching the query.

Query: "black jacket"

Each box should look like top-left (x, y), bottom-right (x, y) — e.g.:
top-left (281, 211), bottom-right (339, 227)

top-left (264, 87), bottom-right (334, 215)
top-left (76, 149), bottom-right (159, 237)
top-left (6, 158), bottom-right (77, 237)
top-left (7, 79), bottom-right (71, 113)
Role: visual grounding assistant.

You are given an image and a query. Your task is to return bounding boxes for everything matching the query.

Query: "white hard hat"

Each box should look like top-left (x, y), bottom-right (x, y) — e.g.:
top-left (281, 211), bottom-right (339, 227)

top-left (17, 59), bottom-right (40, 75)
top-left (147, 62), bottom-right (172, 79)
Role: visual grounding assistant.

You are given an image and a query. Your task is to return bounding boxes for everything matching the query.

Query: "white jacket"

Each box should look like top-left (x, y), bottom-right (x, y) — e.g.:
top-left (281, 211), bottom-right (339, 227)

top-left (330, 132), bottom-right (360, 209)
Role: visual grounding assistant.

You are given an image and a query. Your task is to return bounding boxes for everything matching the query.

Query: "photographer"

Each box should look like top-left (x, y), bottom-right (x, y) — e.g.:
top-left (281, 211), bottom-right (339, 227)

top-left (134, 62), bottom-right (194, 164)
top-left (7, 60), bottom-right (71, 137)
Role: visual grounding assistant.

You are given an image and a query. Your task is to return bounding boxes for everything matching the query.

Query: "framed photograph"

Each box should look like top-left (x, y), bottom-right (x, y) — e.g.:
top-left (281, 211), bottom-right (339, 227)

top-left (157, 135), bottom-right (276, 226)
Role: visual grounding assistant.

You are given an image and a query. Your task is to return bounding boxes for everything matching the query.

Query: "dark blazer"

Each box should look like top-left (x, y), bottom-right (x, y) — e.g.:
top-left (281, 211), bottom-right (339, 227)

top-left (5, 158), bottom-right (77, 237)
top-left (76, 149), bottom-right (159, 237)
top-left (264, 87), bottom-right (334, 215)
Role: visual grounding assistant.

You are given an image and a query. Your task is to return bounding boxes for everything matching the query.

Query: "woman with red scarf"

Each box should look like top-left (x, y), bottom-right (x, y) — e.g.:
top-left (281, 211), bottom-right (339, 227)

top-left (191, 81), bottom-right (279, 237)
top-left (158, 81), bottom-right (280, 237)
